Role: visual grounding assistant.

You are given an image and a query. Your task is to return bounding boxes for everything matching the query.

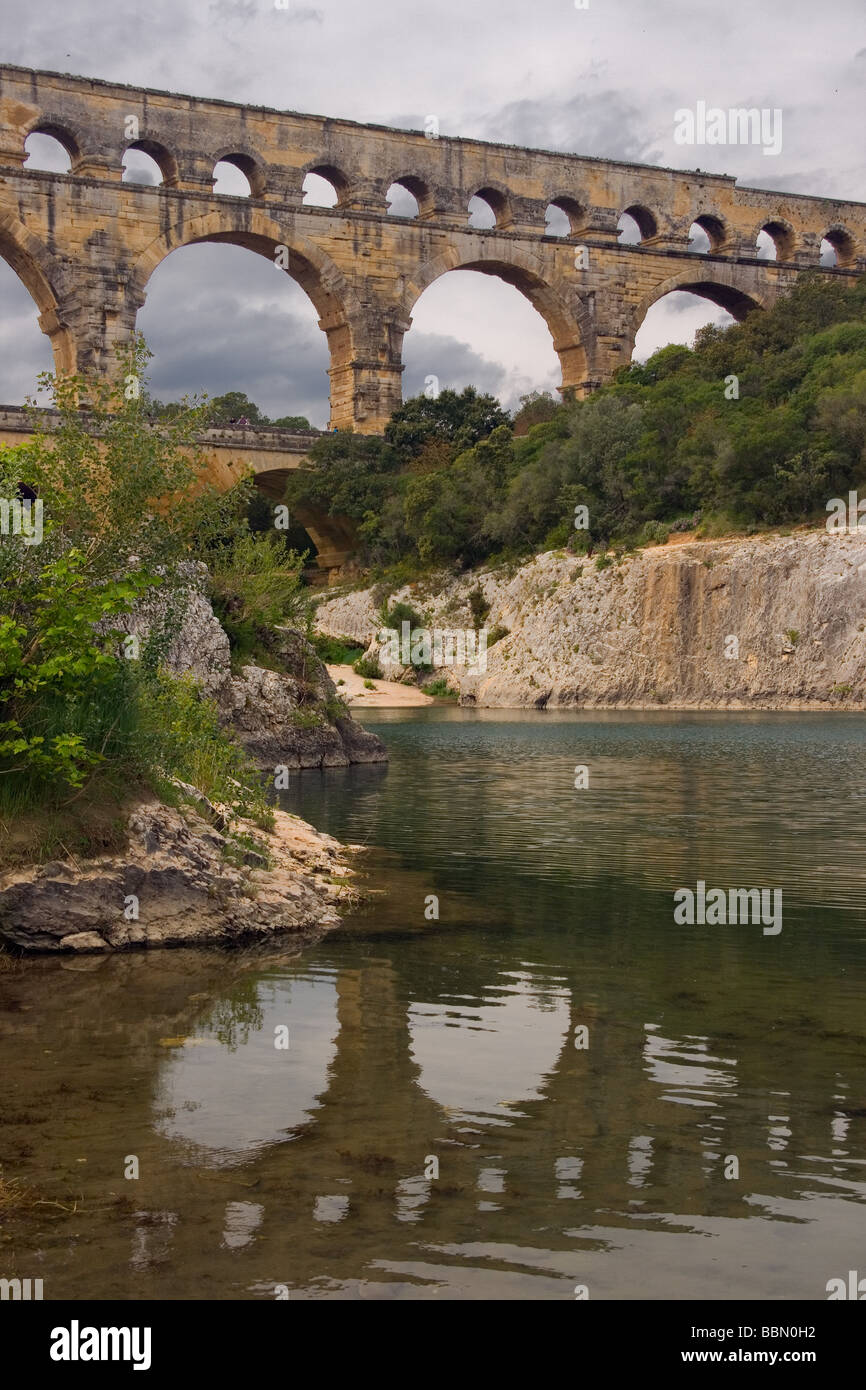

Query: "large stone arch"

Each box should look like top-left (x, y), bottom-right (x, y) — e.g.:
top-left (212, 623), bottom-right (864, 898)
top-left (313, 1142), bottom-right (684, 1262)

top-left (401, 244), bottom-right (593, 398)
top-left (132, 209), bottom-right (367, 427)
top-left (629, 265), bottom-right (767, 348)
top-left (0, 211), bottom-right (77, 375)
top-left (253, 465), bottom-right (356, 573)
top-left (134, 208), bottom-right (362, 325)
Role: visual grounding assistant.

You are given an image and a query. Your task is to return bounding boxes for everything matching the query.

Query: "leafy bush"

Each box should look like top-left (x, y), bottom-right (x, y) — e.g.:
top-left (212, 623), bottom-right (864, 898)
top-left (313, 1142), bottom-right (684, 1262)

top-left (468, 585), bottom-right (491, 626)
top-left (308, 631), bottom-right (364, 665)
top-left (384, 386), bottom-right (509, 456)
top-left (135, 669), bottom-right (271, 826)
top-left (0, 337), bottom-right (273, 834)
top-left (353, 655), bottom-right (382, 679)
top-left (381, 599), bottom-right (426, 630)
top-left (639, 520), bottom-right (671, 546)
top-left (425, 678), bottom-right (458, 698)
top-left (208, 531), bottom-right (307, 632)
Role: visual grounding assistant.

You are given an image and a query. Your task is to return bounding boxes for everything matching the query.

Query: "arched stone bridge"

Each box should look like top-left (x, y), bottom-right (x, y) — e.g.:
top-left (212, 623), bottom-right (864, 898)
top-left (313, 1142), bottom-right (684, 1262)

top-left (1, 64), bottom-right (865, 432)
top-left (0, 404), bottom-right (355, 575)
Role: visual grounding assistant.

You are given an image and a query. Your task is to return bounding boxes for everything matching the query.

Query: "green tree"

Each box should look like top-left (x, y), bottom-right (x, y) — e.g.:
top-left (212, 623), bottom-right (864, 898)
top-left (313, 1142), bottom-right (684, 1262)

top-left (270, 414), bottom-right (312, 430)
top-left (384, 386), bottom-right (509, 456)
top-left (511, 390), bottom-right (561, 435)
top-left (208, 391), bottom-right (267, 426)
top-left (0, 338), bottom-right (271, 829)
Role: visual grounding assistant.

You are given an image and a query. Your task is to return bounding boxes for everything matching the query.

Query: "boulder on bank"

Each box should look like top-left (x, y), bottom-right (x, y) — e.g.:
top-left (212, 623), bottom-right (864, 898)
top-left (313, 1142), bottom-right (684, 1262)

top-left (220, 662), bottom-right (388, 767)
top-left (106, 561), bottom-right (231, 701)
top-left (113, 568), bottom-right (387, 767)
top-left (0, 798), bottom-right (360, 953)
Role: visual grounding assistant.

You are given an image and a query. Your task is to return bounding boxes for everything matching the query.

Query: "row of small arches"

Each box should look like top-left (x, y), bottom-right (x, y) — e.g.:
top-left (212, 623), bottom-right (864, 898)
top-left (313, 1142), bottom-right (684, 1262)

top-left (22, 131), bottom-right (857, 268)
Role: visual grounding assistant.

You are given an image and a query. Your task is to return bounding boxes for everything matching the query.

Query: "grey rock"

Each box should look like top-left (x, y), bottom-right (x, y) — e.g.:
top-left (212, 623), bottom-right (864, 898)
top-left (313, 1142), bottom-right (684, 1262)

top-left (0, 799), bottom-right (361, 954)
top-left (119, 575), bottom-right (387, 766)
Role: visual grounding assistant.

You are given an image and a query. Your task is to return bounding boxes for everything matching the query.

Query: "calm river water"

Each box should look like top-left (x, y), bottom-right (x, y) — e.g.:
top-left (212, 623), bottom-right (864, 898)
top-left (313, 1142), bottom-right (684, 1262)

top-left (2, 709), bottom-right (865, 1300)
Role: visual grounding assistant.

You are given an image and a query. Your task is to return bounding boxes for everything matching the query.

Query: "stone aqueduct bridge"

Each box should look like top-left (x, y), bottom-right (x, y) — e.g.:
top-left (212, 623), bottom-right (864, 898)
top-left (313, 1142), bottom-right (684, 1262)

top-left (1, 63), bottom-right (866, 439)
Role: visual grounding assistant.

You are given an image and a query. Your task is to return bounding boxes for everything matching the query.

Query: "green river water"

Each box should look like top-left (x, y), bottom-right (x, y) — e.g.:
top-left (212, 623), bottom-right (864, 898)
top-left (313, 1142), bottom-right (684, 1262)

top-left (1, 708), bottom-right (865, 1299)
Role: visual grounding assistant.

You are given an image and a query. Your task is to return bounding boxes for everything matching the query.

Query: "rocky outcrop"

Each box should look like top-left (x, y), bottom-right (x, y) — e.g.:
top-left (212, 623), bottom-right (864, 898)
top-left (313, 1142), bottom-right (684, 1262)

top-left (118, 567), bottom-right (387, 766)
top-left (0, 578), bottom-right (384, 955)
top-left (221, 663), bottom-right (389, 768)
top-left (109, 562), bottom-right (231, 702)
top-left (315, 531), bottom-right (866, 710)
top-left (0, 799), bottom-right (360, 953)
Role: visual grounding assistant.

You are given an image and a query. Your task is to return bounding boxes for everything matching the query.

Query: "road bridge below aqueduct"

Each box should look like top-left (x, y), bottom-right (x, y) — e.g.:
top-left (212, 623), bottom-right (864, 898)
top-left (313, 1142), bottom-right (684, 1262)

top-left (0, 404), bottom-right (355, 574)
top-left (1, 64), bottom-right (865, 435)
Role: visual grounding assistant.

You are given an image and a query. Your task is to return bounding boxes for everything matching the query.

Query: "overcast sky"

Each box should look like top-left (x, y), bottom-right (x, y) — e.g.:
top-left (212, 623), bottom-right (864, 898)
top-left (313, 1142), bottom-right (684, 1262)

top-left (1, 0), bottom-right (863, 424)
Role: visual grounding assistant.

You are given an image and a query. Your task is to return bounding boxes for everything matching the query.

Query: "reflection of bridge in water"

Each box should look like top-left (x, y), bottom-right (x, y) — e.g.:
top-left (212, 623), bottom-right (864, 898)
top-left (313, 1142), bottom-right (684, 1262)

top-left (2, 916), bottom-right (862, 1300)
top-left (146, 941), bottom-right (863, 1299)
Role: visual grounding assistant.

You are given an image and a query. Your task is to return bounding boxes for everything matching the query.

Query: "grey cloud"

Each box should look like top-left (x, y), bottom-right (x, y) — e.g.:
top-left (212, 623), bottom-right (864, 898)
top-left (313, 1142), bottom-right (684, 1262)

top-left (209, 0), bottom-right (322, 24)
top-left (208, 0), bottom-right (259, 21)
top-left (136, 244), bottom-right (330, 423)
top-left (666, 290), bottom-right (715, 316)
top-left (403, 332), bottom-right (509, 404)
top-left (0, 267), bottom-right (55, 403)
top-left (469, 92), bottom-right (663, 165)
top-left (141, 304), bottom-right (331, 425)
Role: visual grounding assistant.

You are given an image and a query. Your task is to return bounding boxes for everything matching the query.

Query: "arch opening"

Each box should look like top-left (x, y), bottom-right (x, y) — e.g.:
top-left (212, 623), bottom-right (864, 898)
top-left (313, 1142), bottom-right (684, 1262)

top-left (303, 165), bottom-right (349, 208)
top-left (468, 187), bottom-right (511, 230)
top-left (213, 156), bottom-right (262, 198)
top-left (820, 228), bottom-right (855, 269)
top-left (123, 147), bottom-right (164, 186)
top-left (544, 197), bottom-right (584, 238)
top-left (123, 139), bottom-right (176, 187)
top-left (387, 176), bottom-right (430, 219)
top-left (403, 263), bottom-right (580, 412)
top-left (386, 182), bottom-right (420, 219)
top-left (688, 215), bottom-right (725, 254)
top-left (136, 240), bottom-right (331, 429)
top-left (618, 205), bottom-right (658, 244)
top-left (23, 130), bottom-right (72, 173)
top-left (756, 220), bottom-right (794, 262)
top-left (249, 476), bottom-right (322, 571)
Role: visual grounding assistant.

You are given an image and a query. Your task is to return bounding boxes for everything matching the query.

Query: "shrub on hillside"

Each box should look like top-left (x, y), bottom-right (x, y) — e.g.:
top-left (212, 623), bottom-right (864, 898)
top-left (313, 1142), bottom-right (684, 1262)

top-left (0, 338), bottom-right (272, 831)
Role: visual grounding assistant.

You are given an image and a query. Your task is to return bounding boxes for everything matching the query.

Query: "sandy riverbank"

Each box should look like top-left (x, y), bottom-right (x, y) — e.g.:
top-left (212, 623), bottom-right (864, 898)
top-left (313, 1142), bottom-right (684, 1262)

top-left (328, 664), bottom-right (435, 707)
